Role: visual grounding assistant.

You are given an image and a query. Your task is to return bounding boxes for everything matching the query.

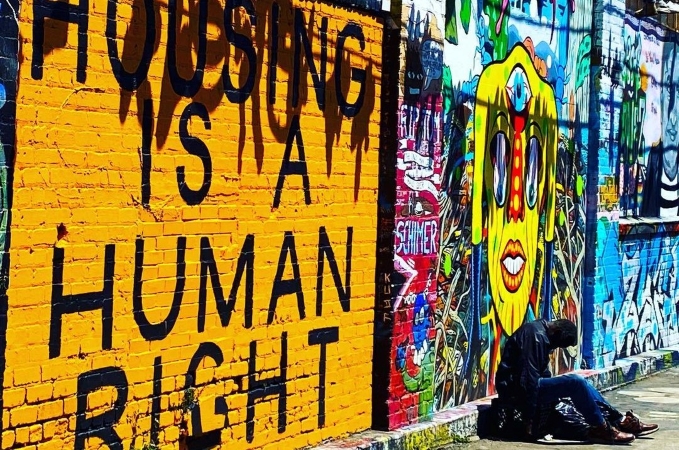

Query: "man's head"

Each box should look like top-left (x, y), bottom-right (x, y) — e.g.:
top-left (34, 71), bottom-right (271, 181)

top-left (546, 319), bottom-right (578, 349)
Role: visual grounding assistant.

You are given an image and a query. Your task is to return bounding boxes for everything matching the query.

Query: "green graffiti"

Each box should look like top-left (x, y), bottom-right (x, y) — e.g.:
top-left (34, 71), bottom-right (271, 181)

top-left (460, 0), bottom-right (471, 34)
top-left (619, 33), bottom-right (644, 171)
top-left (444, 252), bottom-right (452, 277)
top-left (576, 175), bottom-right (584, 197)
top-left (620, 95), bottom-right (644, 166)
top-left (402, 426), bottom-right (469, 450)
top-left (484, 0), bottom-right (509, 60)
top-left (443, 65), bottom-right (453, 119)
top-left (445, 0), bottom-right (472, 44)
top-left (401, 350), bottom-right (435, 418)
top-left (575, 35), bottom-right (591, 91)
top-left (445, 0), bottom-right (459, 44)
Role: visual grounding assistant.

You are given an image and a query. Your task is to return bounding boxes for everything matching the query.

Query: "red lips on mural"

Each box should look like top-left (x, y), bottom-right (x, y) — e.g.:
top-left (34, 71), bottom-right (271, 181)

top-left (500, 239), bottom-right (526, 292)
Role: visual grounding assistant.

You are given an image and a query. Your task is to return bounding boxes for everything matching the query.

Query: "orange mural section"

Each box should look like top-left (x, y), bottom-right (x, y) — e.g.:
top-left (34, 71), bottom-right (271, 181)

top-left (6, 0), bottom-right (382, 447)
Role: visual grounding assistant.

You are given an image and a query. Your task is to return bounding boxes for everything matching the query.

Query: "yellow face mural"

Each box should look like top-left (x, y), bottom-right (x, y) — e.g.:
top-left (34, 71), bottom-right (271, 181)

top-left (471, 45), bottom-right (558, 335)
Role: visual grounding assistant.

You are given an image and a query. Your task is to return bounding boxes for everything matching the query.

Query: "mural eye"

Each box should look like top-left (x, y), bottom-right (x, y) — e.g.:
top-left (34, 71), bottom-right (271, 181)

top-left (526, 136), bottom-right (540, 209)
top-left (490, 132), bottom-right (510, 206)
top-left (506, 67), bottom-right (532, 113)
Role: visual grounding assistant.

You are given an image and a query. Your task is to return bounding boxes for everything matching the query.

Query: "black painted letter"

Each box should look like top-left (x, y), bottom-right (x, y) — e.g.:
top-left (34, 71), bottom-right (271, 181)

top-left (167, 0), bottom-right (207, 97)
top-left (151, 356), bottom-right (162, 446)
top-left (268, 1), bottom-right (279, 105)
top-left (246, 332), bottom-right (287, 442)
top-left (141, 98), bottom-right (154, 207)
top-left (198, 234), bottom-right (254, 331)
top-left (106, 0), bottom-right (155, 91)
top-left (177, 103), bottom-right (212, 205)
top-left (268, 232), bottom-right (305, 324)
top-left (223, 0), bottom-right (257, 103)
top-left (32, 0), bottom-right (88, 82)
top-left (133, 237), bottom-right (186, 341)
top-left (273, 115), bottom-right (311, 208)
top-left (293, 9), bottom-right (327, 110)
top-left (308, 327), bottom-right (339, 427)
top-left (316, 227), bottom-right (352, 316)
top-left (76, 367), bottom-right (128, 450)
top-left (50, 245), bottom-right (115, 359)
top-left (335, 24), bottom-right (366, 118)
top-left (184, 342), bottom-right (227, 437)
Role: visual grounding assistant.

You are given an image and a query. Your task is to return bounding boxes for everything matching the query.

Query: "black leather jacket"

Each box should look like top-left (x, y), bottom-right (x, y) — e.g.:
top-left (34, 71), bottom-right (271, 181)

top-left (495, 319), bottom-right (553, 422)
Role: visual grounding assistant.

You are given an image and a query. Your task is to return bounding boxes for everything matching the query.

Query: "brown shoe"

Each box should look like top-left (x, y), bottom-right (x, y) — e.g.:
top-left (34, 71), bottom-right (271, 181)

top-left (618, 410), bottom-right (659, 436)
top-left (588, 422), bottom-right (635, 445)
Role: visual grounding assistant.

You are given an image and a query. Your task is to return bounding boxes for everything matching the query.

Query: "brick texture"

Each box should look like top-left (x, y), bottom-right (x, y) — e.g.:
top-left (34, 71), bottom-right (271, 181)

top-left (5, 0), bottom-right (384, 447)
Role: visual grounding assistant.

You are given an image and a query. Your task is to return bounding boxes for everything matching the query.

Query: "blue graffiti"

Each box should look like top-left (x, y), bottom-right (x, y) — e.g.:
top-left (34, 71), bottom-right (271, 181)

top-left (413, 292), bottom-right (430, 351)
top-left (475, 16), bottom-right (493, 67)
top-left (595, 221), bottom-right (679, 368)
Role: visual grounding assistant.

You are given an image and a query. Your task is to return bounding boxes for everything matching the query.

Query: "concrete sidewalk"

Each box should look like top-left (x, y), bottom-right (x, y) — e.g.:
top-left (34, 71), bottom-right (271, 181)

top-left (446, 366), bottom-right (679, 450)
top-left (311, 346), bottom-right (679, 450)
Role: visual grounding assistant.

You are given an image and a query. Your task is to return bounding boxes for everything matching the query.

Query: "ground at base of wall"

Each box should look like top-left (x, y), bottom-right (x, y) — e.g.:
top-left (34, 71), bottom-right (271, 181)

top-left (444, 367), bottom-right (679, 450)
top-left (310, 347), bottom-right (679, 450)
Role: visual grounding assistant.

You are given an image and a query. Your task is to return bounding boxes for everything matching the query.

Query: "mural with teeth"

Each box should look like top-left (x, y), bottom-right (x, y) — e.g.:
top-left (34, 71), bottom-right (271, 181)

top-left (389, 0), bottom-right (590, 427)
top-left (433, 0), bottom-right (590, 410)
top-left (473, 44), bottom-right (559, 386)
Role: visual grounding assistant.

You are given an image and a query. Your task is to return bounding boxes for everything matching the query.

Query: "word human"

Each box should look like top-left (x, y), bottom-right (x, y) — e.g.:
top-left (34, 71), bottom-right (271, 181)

top-left (53, 227), bottom-right (352, 447)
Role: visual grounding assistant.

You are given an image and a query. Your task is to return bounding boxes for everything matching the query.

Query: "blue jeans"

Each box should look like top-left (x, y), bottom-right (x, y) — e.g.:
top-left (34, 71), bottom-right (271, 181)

top-left (537, 374), bottom-right (608, 427)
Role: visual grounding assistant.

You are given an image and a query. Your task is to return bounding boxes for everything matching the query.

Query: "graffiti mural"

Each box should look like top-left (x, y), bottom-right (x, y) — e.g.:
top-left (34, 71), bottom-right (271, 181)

top-left (618, 18), bottom-right (679, 218)
top-left (618, 225), bottom-right (679, 357)
top-left (472, 46), bottom-right (559, 338)
top-left (434, 0), bottom-right (590, 409)
top-left (593, 222), bottom-right (679, 367)
top-left (389, 0), bottom-right (444, 429)
top-left (589, 12), bottom-right (679, 370)
top-left (584, 0), bottom-right (625, 369)
top-left (590, 212), bottom-right (623, 369)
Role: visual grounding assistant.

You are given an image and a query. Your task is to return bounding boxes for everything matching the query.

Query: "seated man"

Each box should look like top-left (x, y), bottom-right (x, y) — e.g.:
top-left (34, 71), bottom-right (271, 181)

top-left (495, 319), bottom-right (659, 444)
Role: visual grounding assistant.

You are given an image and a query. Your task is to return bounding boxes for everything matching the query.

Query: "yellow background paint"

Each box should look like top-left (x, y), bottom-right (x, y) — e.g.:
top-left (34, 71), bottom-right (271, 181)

top-left (6, 0), bottom-right (383, 447)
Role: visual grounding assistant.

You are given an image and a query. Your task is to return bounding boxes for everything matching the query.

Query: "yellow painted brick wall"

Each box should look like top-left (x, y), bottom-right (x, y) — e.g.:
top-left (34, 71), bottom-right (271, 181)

top-left (6, 0), bottom-right (382, 447)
